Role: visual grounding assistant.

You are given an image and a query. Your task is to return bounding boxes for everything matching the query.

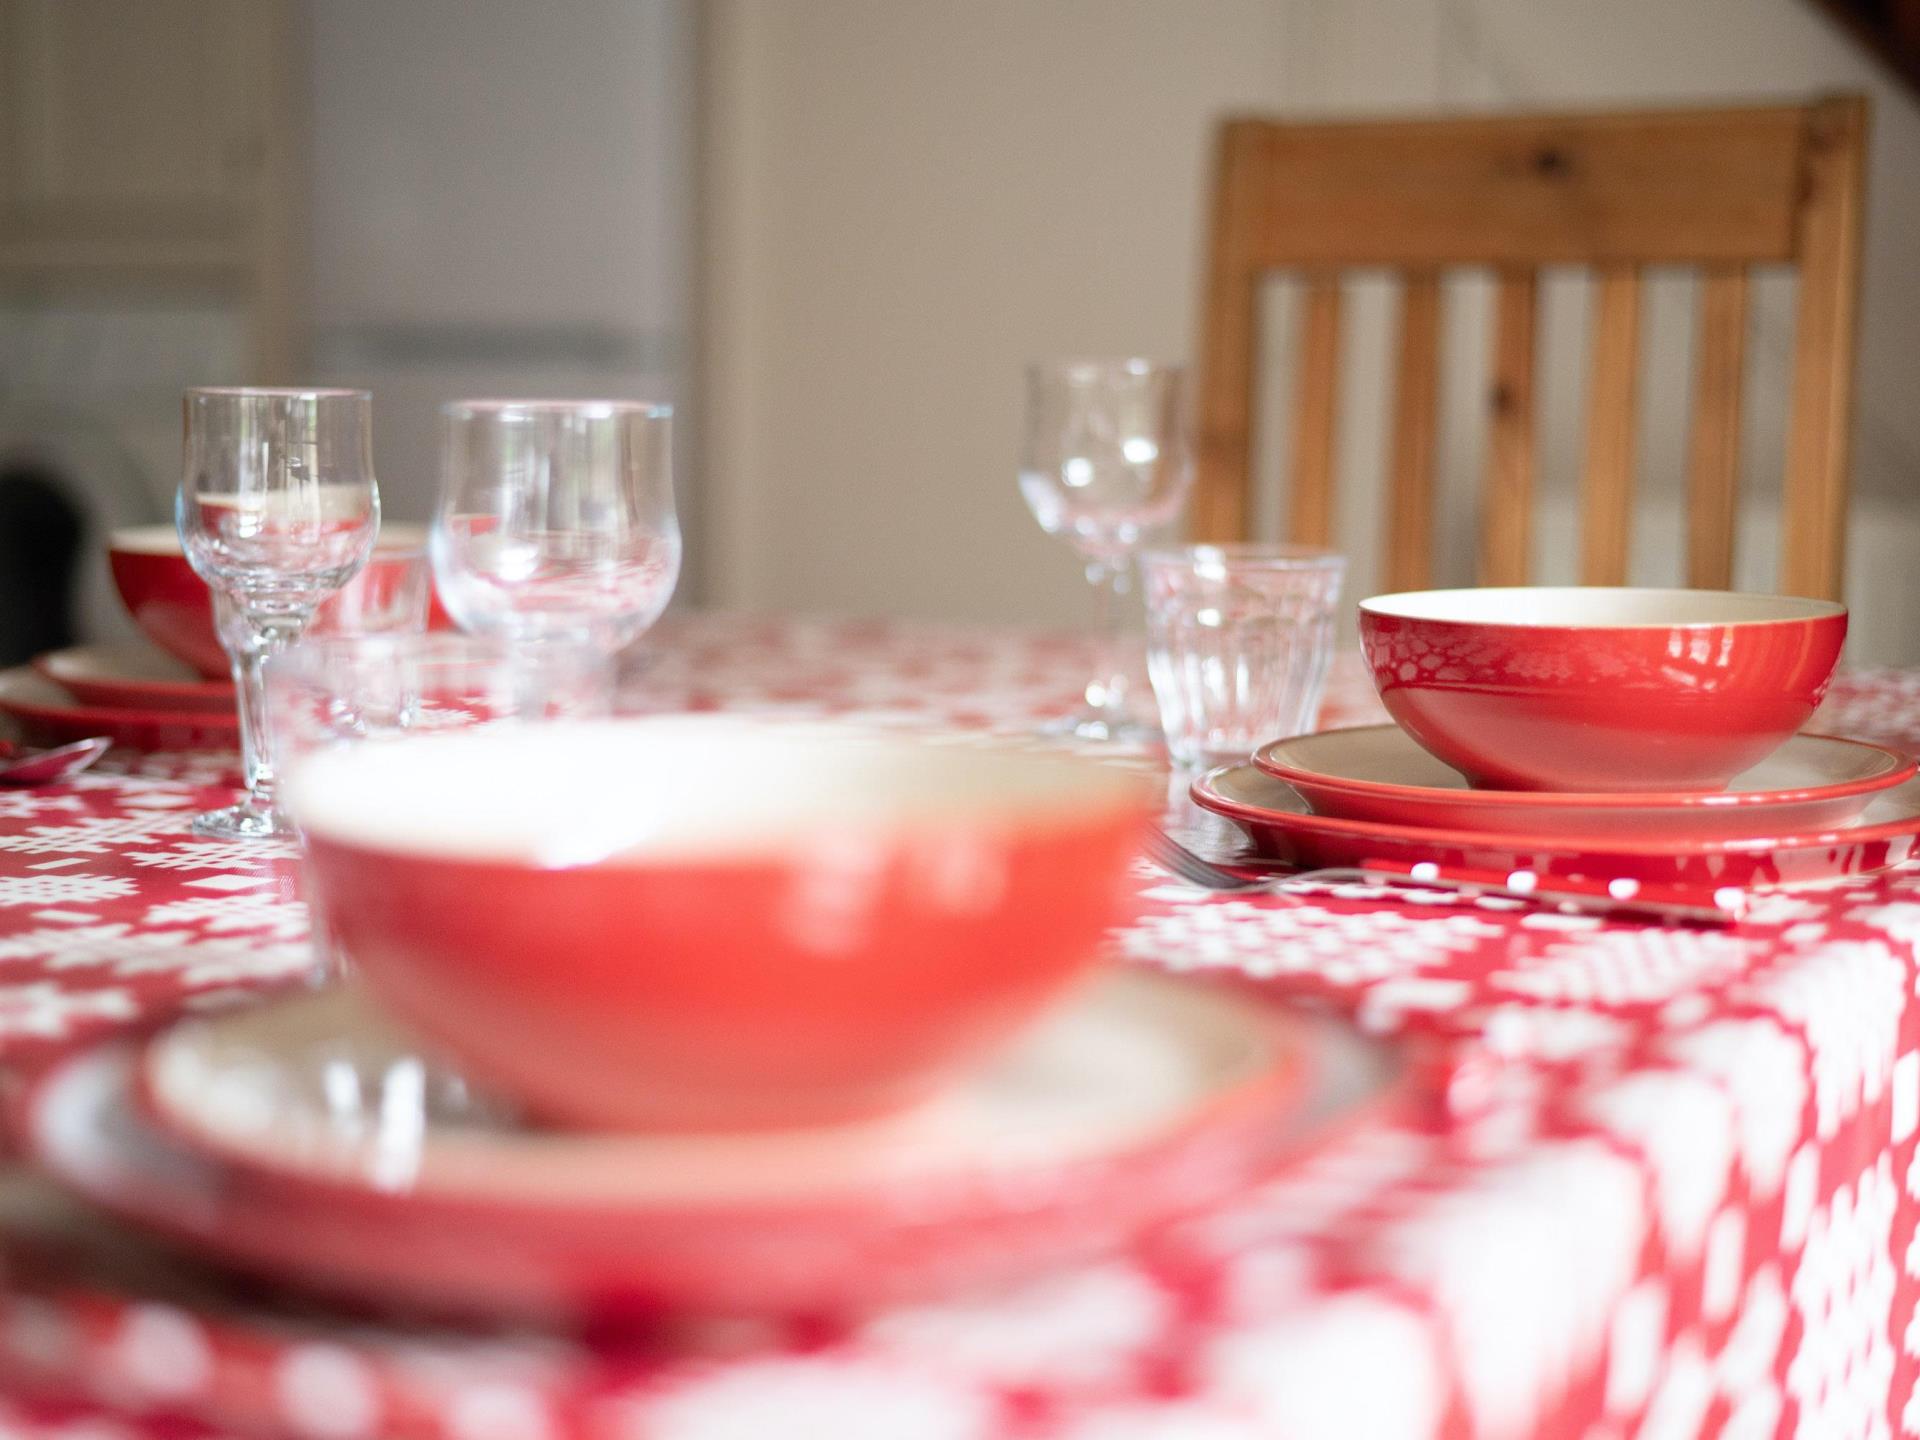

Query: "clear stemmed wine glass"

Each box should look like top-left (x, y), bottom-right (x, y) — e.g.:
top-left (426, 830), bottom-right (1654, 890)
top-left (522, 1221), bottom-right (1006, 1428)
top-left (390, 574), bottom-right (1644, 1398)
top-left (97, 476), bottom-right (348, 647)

top-left (430, 401), bottom-right (681, 657)
top-left (1019, 359), bottom-right (1192, 741)
top-left (178, 387), bottom-right (379, 838)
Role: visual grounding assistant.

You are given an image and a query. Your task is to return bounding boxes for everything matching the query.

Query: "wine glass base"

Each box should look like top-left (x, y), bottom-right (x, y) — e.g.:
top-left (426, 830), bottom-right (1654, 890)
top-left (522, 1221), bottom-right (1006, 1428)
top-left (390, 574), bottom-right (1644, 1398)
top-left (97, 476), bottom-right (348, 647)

top-left (1038, 711), bottom-right (1162, 746)
top-left (191, 803), bottom-right (293, 840)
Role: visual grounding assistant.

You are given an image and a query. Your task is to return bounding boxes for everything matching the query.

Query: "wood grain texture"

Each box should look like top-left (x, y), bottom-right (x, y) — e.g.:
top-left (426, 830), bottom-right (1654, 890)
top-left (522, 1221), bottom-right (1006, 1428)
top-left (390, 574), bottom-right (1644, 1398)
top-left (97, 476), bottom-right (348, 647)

top-left (1191, 121), bottom-right (1268, 543)
top-left (1685, 268), bottom-right (1750, 590)
top-left (1232, 105), bottom-right (1807, 268)
top-left (1287, 276), bottom-right (1343, 546)
top-left (1480, 271), bottom-right (1537, 586)
top-left (1579, 266), bottom-right (1643, 585)
top-left (1780, 95), bottom-right (1868, 602)
top-left (1189, 98), bottom-right (1867, 597)
top-left (1385, 272), bottom-right (1441, 591)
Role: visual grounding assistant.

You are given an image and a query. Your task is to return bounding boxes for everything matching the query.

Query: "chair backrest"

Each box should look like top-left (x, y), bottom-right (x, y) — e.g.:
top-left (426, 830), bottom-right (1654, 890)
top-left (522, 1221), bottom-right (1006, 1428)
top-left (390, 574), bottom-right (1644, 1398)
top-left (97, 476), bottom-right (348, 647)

top-left (1191, 97), bottom-right (1868, 600)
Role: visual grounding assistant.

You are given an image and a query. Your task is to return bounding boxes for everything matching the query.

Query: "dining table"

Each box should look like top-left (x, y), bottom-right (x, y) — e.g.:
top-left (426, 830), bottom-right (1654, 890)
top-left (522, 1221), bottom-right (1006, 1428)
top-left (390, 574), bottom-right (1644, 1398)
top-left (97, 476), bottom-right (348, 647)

top-left (3, 610), bottom-right (1920, 1439)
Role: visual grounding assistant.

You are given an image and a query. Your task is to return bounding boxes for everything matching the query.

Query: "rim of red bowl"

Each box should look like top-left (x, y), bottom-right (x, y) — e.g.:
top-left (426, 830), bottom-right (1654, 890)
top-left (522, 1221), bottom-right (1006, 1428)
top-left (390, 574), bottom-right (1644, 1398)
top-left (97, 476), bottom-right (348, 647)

top-left (109, 521), bottom-right (428, 556)
top-left (284, 719), bottom-right (1153, 867)
top-left (1358, 586), bottom-right (1847, 629)
top-left (1253, 727), bottom-right (1918, 811)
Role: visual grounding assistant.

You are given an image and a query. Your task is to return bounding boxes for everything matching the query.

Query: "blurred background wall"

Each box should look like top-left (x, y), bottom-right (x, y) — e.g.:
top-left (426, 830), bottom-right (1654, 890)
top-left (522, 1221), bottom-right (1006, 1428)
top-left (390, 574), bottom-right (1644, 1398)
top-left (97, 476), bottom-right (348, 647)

top-left (2, 0), bottom-right (1916, 658)
top-left (698, 0), bottom-right (1920, 660)
top-left (306, 0), bottom-right (695, 566)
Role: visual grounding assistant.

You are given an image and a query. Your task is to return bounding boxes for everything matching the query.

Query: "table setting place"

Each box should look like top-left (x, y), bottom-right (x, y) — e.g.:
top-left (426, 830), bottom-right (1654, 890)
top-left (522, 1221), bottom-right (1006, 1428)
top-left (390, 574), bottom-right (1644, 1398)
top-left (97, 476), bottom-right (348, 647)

top-left (3, 369), bottom-right (1920, 1440)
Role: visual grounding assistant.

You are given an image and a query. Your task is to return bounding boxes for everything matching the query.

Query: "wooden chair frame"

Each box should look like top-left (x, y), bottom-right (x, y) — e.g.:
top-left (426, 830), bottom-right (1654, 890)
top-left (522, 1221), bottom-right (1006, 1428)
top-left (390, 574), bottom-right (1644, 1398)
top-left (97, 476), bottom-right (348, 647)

top-left (1191, 97), bottom-right (1869, 600)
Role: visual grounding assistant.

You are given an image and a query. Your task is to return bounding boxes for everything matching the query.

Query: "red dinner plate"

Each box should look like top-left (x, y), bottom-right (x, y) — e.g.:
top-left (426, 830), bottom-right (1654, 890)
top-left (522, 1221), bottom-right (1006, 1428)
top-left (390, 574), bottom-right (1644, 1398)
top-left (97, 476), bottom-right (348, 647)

top-left (28, 971), bottom-right (1399, 1321)
top-left (31, 644), bottom-right (234, 714)
top-left (1194, 761), bottom-right (1920, 889)
top-left (0, 667), bottom-right (236, 751)
top-left (1252, 726), bottom-right (1916, 841)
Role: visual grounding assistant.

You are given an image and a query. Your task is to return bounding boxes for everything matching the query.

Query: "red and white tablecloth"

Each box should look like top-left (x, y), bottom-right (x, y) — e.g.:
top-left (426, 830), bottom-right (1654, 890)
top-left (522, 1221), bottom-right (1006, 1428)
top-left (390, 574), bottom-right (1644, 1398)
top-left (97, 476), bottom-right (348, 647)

top-left (4, 613), bottom-right (1920, 1439)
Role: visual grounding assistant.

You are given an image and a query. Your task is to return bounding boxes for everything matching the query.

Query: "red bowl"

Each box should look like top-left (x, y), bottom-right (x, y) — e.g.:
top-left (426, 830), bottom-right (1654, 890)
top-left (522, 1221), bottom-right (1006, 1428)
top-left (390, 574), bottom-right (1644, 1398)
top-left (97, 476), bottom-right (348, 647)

top-left (1358, 587), bottom-right (1848, 792)
top-left (108, 526), bottom-right (228, 677)
top-left (281, 720), bottom-right (1155, 1132)
top-left (109, 523), bottom-right (452, 678)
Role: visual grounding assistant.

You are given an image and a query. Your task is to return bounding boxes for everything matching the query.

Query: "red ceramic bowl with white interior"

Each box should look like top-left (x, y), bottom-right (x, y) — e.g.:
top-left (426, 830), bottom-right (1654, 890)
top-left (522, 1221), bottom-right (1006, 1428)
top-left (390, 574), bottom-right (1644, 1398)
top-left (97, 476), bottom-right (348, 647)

top-left (1358, 587), bottom-right (1848, 792)
top-left (108, 525), bottom-right (229, 677)
top-left (109, 523), bottom-right (451, 678)
top-left (282, 719), bottom-right (1154, 1132)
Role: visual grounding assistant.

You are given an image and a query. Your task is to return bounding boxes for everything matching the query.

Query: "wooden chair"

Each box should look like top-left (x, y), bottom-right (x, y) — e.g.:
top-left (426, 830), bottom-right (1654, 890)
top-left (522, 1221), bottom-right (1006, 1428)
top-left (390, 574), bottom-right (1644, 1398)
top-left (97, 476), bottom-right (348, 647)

top-left (1192, 97), bottom-right (1869, 600)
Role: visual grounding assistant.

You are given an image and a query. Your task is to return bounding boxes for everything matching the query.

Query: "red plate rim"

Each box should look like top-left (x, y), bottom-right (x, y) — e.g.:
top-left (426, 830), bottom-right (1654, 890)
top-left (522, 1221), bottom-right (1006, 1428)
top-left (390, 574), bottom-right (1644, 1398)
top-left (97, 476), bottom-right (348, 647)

top-left (0, 666), bottom-right (238, 732)
top-left (120, 975), bottom-right (1307, 1220)
top-left (13, 977), bottom-right (1408, 1317)
top-left (30, 646), bottom-right (234, 705)
top-left (1193, 761), bottom-right (1920, 859)
top-left (1252, 726), bottom-right (1918, 812)
top-left (33, 972), bottom-right (1391, 1224)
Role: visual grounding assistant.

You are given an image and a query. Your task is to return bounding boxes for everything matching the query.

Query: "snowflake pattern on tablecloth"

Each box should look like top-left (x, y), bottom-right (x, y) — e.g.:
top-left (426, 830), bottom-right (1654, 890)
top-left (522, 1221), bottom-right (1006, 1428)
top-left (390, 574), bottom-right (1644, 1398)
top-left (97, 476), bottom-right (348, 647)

top-left (1750, 939), bottom-right (1907, 1141)
top-left (1120, 895), bottom-right (1505, 992)
top-left (1659, 1017), bottom-right (1811, 1200)
top-left (859, 1266), bottom-right (1173, 1391)
top-left (128, 839), bottom-right (301, 871)
top-left (1489, 926), bottom-right (1770, 1009)
top-left (1372, 1138), bottom-right (1647, 1438)
top-left (635, 1358), bottom-right (999, 1440)
top-left (0, 873), bottom-right (137, 909)
top-left (0, 792), bottom-right (88, 822)
top-left (5, 623), bottom-right (1920, 1440)
top-left (1790, 1156), bottom-right (1898, 1440)
top-left (0, 815), bottom-right (193, 858)
top-left (143, 891), bottom-right (309, 938)
top-left (0, 980), bottom-right (135, 1039)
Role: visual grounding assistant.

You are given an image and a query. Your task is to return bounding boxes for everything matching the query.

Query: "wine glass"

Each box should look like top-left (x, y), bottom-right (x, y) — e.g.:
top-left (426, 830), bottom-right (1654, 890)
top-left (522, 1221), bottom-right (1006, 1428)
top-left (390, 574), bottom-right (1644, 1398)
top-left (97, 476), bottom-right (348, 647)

top-left (178, 387), bottom-right (379, 838)
top-left (430, 401), bottom-right (680, 656)
top-left (1019, 359), bottom-right (1192, 741)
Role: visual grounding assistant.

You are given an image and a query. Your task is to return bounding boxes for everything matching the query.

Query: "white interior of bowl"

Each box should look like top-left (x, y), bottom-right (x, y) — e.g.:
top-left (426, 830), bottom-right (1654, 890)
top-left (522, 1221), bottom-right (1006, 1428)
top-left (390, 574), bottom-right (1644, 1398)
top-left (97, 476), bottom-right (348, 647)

top-left (1360, 587), bottom-right (1845, 627)
top-left (283, 718), bottom-right (1146, 864)
top-left (107, 524), bottom-right (186, 556)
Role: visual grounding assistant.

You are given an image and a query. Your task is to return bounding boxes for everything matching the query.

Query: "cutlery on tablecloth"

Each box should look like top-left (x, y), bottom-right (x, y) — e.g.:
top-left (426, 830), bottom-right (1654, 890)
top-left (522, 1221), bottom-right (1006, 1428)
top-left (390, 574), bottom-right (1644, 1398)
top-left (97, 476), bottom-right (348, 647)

top-left (1145, 826), bottom-right (1745, 926)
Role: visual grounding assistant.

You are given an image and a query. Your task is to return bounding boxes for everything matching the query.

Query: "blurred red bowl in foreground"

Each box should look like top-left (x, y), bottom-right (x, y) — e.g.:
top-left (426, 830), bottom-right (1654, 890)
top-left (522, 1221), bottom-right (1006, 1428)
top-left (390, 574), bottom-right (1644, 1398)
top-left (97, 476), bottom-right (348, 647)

top-left (282, 719), bottom-right (1155, 1131)
top-left (108, 523), bottom-right (452, 679)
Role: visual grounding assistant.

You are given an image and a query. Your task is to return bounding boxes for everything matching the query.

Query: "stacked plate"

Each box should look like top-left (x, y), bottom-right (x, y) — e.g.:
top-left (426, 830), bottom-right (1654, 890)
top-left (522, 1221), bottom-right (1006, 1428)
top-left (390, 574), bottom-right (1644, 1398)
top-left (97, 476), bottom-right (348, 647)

top-left (0, 644), bottom-right (238, 751)
top-left (1193, 588), bottom-right (1920, 890)
top-left (0, 523), bottom-right (445, 752)
top-left (22, 970), bottom-right (1400, 1319)
top-left (1195, 725), bottom-right (1920, 888)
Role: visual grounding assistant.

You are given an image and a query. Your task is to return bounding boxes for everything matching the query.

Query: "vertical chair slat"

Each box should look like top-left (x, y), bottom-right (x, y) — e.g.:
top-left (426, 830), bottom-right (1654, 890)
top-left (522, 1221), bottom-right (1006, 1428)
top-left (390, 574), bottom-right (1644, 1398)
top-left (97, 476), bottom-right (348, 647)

top-left (1579, 266), bottom-right (1643, 585)
top-left (1287, 275), bottom-right (1343, 546)
top-left (1385, 272), bottom-right (1441, 591)
top-left (1480, 269), bottom-right (1537, 586)
top-left (1780, 95), bottom-right (1867, 601)
top-left (1191, 122), bottom-right (1268, 543)
top-left (1685, 267), bottom-right (1750, 590)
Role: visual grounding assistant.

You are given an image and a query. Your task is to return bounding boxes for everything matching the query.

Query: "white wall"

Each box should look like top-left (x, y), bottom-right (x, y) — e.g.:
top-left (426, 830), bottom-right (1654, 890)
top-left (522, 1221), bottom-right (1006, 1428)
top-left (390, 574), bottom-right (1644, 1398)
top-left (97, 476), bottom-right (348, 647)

top-left (699, 0), bottom-right (1291, 626)
top-left (698, 0), bottom-right (1920, 659)
top-left (306, 0), bottom-right (697, 577)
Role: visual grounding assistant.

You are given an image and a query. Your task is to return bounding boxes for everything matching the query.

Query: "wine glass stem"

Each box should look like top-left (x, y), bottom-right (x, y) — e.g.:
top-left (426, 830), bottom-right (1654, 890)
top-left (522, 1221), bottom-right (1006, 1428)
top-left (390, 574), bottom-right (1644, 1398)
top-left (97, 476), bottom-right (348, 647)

top-left (1084, 556), bottom-right (1133, 720)
top-left (230, 616), bottom-right (303, 813)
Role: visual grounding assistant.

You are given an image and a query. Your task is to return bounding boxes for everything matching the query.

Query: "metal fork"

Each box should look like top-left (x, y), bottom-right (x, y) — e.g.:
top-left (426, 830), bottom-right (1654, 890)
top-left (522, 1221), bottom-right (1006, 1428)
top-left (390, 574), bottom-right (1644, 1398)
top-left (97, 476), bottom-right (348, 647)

top-left (1144, 826), bottom-right (1744, 926)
